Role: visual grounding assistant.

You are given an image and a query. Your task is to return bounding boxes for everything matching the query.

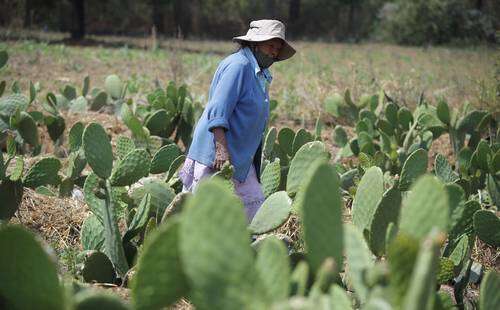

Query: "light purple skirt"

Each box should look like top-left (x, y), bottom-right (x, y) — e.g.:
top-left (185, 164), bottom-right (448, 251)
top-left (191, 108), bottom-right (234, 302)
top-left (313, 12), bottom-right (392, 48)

top-left (178, 157), bottom-right (265, 223)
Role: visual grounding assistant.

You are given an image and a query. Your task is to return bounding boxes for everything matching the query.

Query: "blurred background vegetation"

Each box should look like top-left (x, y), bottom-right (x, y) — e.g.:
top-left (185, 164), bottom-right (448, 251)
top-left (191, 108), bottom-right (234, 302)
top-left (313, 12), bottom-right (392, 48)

top-left (1, 0), bottom-right (499, 45)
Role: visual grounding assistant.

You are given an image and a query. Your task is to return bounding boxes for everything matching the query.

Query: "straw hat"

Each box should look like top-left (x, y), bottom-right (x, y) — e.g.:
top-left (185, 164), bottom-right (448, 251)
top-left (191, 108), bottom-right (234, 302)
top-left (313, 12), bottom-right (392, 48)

top-left (233, 19), bottom-right (296, 61)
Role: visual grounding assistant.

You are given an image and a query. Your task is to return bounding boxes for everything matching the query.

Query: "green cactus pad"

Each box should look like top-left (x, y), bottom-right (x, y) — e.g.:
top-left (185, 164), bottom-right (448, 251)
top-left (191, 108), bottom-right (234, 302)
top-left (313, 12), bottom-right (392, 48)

top-left (105, 74), bottom-right (123, 99)
top-left (132, 219), bottom-right (188, 310)
top-left (479, 270), bottom-right (500, 310)
top-left (110, 149), bottom-right (150, 186)
top-left (352, 166), bottom-right (384, 233)
top-left (131, 179), bottom-right (175, 219)
top-left (471, 140), bottom-right (491, 171)
top-left (324, 93), bottom-right (343, 117)
top-left (121, 103), bottom-right (148, 140)
top-left (278, 127), bottom-right (295, 156)
top-left (123, 193), bottom-right (151, 242)
top-left (45, 114), bottom-right (66, 142)
top-left (115, 135), bottom-right (135, 160)
top-left (399, 148), bottom-right (428, 191)
top-left (179, 179), bottom-right (256, 309)
top-left (249, 191), bottom-right (292, 235)
top-left (74, 290), bottom-right (129, 310)
top-left (81, 214), bottom-right (105, 251)
top-left (400, 175), bottom-right (449, 240)
top-left (81, 250), bottom-right (116, 283)
top-left (397, 107), bottom-right (413, 130)
top-left (449, 200), bottom-right (480, 240)
top-left (297, 162), bottom-right (343, 273)
top-left (436, 100), bottom-right (451, 125)
top-left (290, 261), bottom-right (309, 297)
top-left (286, 141), bottom-right (329, 197)
top-left (368, 187), bottom-right (402, 257)
top-left (448, 234), bottom-right (469, 267)
top-left (0, 50), bottom-right (7, 69)
top-left (436, 257), bottom-right (455, 285)
top-left (263, 127), bottom-right (277, 159)
top-left (487, 174), bottom-right (500, 208)
top-left (83, 173), bottom-right (105, 221)
top-left (261, 159), bottom-right (281, 197)
top-left (255, 236), bottom-right (290, 302)
top-left (0, 93), bottom-right (29, 117)
top-left (473, 210), bottom-right (500, 247)
top-left (388, 234), bottom-right (419, 306)
top-left (329, 285), bottom-right (353, 310)
top-left (333, 125), bottom-right (348, 147)
top-left (0, 180), bottom-right (23, 220)
top-left (144, 109), bottom-right (168, 136)
top-left (457, 110), bottom-right (487, 133)
top-left (150, 144), bottom-right (182, 174)
top-left (166, 155), bottom-right (186, 182)
top-left (344, 224), bottom-right (374, 303)
top-left (0, 225), bottom-right (64, 310)
top-left (292, 128), bottom-right (313, 156)
top-left (23, 157), bottom-right (61, 188)
top-left (89, 91), bottom-right (108, 111)
top-left (18, 111), bottom-right (39, 146)
top-left (68, 122), bottom-right (84, 152)
top-left (402, 234), bottom-right (441, 310)
top-left (83, 123), bottom-right (114, 179)
top-left (9, 156), bottom-right (24, 181)
top-left (435, 154), bottom-right (458, 183)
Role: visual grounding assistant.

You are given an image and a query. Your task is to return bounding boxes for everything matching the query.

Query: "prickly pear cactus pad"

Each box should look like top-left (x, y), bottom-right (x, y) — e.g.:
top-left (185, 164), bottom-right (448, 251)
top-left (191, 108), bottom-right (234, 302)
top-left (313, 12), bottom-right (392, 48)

top-left (297, 161), bottom-right (343, 273)
top-left (473, 210), bottom-right (500, 247)
top-left (399, 148), bottom-right (428, 191)
top-left (0, 225), bottom-right (64, 310)
top-left (83, 123), bottom-right (114, 179)
top-left (80, 214), bottom-right (105, 251)
top-left (81, 250), bottom-right (116, 283)
top-left (179, 179), bottom-right (258, 309)
top-left (109, 149), bottom-right (150, 186)
top-left (249, 191), bottom-right (292, 235)
top-left (150, 144), bottom-right (182, 174)
top-left (479, 270), bottom-right (500, 310)
top-left (352, 166), bottom-right (384, 233)
top-left (73, 290), bottom-right (129, 310)
top-left (260, 159), bottom-right (281, 197)
top-left (286, 141), bottom-right (329, 197)
top-left (132, 219), bottom-right (188, 310)
top-left (0, 180), bottom-right (23, 220)
top-left (400, 175), bottom-right (449, 240)
top-left (22, 157), bottom-right (62, 189)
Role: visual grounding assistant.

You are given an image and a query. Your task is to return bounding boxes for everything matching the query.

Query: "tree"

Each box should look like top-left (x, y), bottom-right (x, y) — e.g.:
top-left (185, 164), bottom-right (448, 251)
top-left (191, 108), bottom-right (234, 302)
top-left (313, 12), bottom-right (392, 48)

top-left (71, 0), bottom-right (85, 40)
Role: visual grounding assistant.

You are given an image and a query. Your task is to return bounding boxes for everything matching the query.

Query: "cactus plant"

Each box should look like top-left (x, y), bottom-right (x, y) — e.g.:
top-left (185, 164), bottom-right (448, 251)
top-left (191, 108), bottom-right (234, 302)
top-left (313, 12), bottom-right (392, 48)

top-left (109, 149), bottom-right (150, 186)
top-left (399, 148), bottom-right (428, 191)
top-left (22, 157), bottom-right (62, 189)
top-left (473, 210), bottom-right (500, 247)
top-left (352, 166), bottom-right (384, 233)
top-left (68, 122), bottom-right (84, 152)
top-left (479, 270), bottom-right (500, 310)
top-left (0, 225), bottom-right (64, 310)
top-left (150, 144), bottom-right (181, 174)
top-left (80, 214), bottom-right (105, 251)
top-left (105, 75), bottom-right (124, 100)
top-left (83, 123), bottom-right (114, 179)
top-left (0, 180), bottom-right (23, 220)
top-left (132, 218), bottom-right (188, 310)
top-left (0, 50), bottom-right (7, 70)
top-left (296, 161), bottom-right (343, 273)
top-left (261, 158), bottom-right (281, 197)
top-left (435, 154), bottom-right (458, 183)
top-left (80, 250), bottom-right (116, 283)
top-left (291, 128), bottom-right (313, 156)
top-left (73, 290), bottom-right (129, 310)
top-left (249, 191), bottom-right (292, 234)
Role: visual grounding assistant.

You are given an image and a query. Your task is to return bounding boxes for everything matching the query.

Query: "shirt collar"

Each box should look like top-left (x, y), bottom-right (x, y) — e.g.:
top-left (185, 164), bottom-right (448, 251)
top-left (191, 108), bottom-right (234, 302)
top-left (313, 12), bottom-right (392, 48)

top-left (241, 47), bottom-right (273, 84)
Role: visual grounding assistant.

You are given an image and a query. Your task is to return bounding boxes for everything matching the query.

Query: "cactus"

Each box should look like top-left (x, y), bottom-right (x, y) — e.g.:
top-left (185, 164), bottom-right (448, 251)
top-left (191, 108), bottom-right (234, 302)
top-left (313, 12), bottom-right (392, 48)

top-left (0, 93), bottom-right (29, 117)
top-left (448, 234), bottom-right (469, 267)
top-left (473, 210), bottom-right (500, 247)
top-left (261, 158), bottom-right (281, 197)
top-left (324, 93), bottom-right (344, 117)
top-left (254, 236), bottom-right (290, 302)
top-left (400, 175), bottom-right (449, 240)
top-left (80, 250), bottom-right (116, 283)
top-left (89, 91), bottom-right (107, 111)
top-left (286, 141), bottom-right (329, 197)
top-left (448, 200), bottom-right (480, 241)
top-left (144, 109), bottom-right (168, 135)
top-left (73, 290), bottom-right (129, 310)
top-left (0, 180), bottom-right (23, 220)
top-left (80, 214), bottom-right (104, 251)
top-left (132, 219), bottom-right (188, 310)
top-left (333, 125), bottom-right (348, 147)
top-left (329, 285), bottom-right (353, 310)
top-left (179, 179), bottom-right (257, 309)
top-left (397, 107), bottom-right (413, 130)
top-left (121, 102), bottom-right (149, 141)
top-left (296, 161), bottom-right (343, 273)
top-left (150, 144), bottom-right (181, 174)
top-left (402, 233), bottom-right (441, 310)
top-left (487, 174), bottom-right (500, 207)
top-left (309, 257), bottom-right (337, 297)
top-left (352, 166), bottom-right (384, 233)
top-left (290, 261), bottom-right (309, 296)
top-left (123, 194), bottom-right (151, 242)
top-left (83, 173), bottom-right (105, 221)
top-left (83, 123), bottom-right (114, 179)
top-left (291, 128), bottom-right (313, 156)
top-left (166, 155), bottom-right (186, 182)
top-left (0, 225), bottom-right (64, 310)
top-left (344, 224), bottom-right (374, 303)
top-left (115, 135), bottom-right (135, 160)
top-left (470, 140), bottom-right (491, 171)
top-left (399, 148), bottom-right (428, 191)
top-left (368, 187), bottom-right (402, 256)
top-left (68, 122), bottom-right (84, 152)
top-left (17, 111), bottom-right (39, 146)
top-left (436, 99), bottom-right (451, 125)
top-left (45, 114), bottom-right (66, 143)
top-left (263, 127), bottom-right (277, 159)
top-left (22, 157), bottom-right (61, 189)
top-left (0, 50), bottom-right (7, 70)
top-left (109, 149), bottom-right (150, 186)
top-left (479, 270), bottom-right (500, 310)
top-left (9, 155), bottom-right (24, 181)
top-left (434, 154), bottom-right (458, 183)
top-left (131, 179), bottom-right (175, 220)
top-left (105, 74), bottom-right (124, 100)
top-left (437, 257), bottom-right (455, 284)
top-left (249, 191), bottom-right (292, 234)
top-left (278, 127), bottom-right (295, 157)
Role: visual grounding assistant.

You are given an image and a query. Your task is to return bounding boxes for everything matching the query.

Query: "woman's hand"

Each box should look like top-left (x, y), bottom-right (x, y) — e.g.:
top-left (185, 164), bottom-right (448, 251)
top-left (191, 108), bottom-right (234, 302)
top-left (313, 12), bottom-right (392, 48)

top-left (212, 127), bottom-right (231, 170)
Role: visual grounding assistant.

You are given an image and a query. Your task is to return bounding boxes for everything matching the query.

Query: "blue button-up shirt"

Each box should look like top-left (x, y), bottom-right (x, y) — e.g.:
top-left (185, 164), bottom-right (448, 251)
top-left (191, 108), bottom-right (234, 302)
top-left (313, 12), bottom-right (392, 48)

top-left (187, 47), bottom-right (272, 182)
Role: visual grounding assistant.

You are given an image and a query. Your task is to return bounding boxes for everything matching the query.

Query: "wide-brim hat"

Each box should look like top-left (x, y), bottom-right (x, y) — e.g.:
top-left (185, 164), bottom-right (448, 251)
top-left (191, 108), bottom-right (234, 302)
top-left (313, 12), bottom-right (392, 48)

top-left (233, 19), bottom-right (296, 61)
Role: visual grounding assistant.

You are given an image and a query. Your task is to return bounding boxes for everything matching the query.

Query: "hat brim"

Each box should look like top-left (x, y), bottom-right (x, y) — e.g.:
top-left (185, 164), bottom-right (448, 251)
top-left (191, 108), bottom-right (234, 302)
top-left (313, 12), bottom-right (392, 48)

top-left (232, 34), bottom-right (296, 61)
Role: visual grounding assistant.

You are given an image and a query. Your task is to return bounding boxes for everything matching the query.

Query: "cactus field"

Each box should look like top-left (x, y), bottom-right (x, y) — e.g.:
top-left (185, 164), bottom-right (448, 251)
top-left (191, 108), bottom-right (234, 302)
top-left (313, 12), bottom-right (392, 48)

top-left (0, 40), bottom-right (499, 310)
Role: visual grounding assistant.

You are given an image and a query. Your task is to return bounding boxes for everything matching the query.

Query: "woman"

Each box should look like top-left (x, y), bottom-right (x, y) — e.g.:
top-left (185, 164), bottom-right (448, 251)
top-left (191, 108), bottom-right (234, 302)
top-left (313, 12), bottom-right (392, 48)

top-left (179, 19), bottom-right (296, 222)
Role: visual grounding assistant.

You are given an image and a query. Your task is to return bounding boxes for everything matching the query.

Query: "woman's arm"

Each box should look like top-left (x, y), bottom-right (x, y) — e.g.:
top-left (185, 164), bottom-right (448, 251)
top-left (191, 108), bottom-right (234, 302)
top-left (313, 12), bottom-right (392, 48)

top-left (212, 127), bottom-right (231, 170)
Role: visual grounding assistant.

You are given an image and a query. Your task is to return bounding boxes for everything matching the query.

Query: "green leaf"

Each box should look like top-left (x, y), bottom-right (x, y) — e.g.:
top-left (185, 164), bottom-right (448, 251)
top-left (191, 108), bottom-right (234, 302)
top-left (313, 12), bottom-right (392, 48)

top-left (0, 180), bottom-right (23, 220)
top-left (0, 225), bottom-right (64, 310)
top-left (261, 159), bottom-right (281, 197)
top-left (23, 157), bottom-right (61, 188)
top-left (68, 122), bottom-right (84, 152)
top-left (479, 270), bottom-right (500, 310)
top-left (399, 148), bottom-right (428, 191)
top-left (80, 214), bottom-right (104, 251)
top-left (105, 74), bottom-right (123, 99)
top-left (110, 149), bottom-right (150, 186)
top-left (434, 154), bottom-right (458, 183)
top-left (352, 166), bottom-right (384, 233)
top-left (473, 210), bottom-right (500, 247)
top-left (150, 144), bottom-right (182, 174)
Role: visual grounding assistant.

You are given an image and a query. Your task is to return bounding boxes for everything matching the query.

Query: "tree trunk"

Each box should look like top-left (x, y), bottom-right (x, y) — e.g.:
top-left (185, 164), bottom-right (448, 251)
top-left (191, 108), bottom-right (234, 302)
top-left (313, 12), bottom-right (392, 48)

top-left (151, 0), bottom-right (164, 34)
top-left (24, 0), bottom-right (33, 28)
top-left (288, 0), bottom-right (301, 37)
top-left (70, 0), bottom-right (85, 40)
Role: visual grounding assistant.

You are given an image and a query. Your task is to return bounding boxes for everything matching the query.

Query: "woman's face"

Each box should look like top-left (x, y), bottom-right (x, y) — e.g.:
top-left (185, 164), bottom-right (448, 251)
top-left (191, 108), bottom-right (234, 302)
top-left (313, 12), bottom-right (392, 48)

top-left (256, 39), bottom-right (283, 59)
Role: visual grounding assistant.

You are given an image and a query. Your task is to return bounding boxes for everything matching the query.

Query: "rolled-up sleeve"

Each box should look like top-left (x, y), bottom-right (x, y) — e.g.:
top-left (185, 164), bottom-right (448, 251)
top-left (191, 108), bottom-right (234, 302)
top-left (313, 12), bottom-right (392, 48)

top-left (206, 62), bottom-right (246, 132)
